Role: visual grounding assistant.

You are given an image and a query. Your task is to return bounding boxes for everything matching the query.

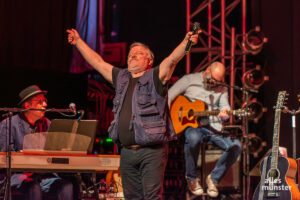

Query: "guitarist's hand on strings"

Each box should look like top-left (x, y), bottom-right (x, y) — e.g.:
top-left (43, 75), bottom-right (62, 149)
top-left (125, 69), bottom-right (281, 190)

top-left (218, 109), bottom-right (229, 121)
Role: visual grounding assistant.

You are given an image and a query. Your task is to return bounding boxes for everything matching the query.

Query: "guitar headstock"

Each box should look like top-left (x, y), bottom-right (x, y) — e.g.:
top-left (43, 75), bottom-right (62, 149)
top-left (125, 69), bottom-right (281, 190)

top-left (274, 91), bottom-right (288, 111)
top-left (233, 109), bottom-right (253, 117)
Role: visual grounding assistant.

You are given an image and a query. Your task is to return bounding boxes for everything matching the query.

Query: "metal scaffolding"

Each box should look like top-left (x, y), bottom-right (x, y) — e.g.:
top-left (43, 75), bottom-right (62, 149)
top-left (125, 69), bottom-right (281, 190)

top-left (185, 0), bottom-right (250, 199)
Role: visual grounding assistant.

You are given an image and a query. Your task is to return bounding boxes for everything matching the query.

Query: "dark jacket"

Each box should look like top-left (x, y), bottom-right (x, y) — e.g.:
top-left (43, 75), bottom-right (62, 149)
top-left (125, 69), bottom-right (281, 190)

top-left (108, 68), bottom-right (176, 145)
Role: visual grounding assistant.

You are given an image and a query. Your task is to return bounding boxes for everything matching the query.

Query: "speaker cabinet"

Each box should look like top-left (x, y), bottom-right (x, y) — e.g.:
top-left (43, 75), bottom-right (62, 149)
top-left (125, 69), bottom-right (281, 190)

top-left (197, 149), bottom-right (240, 189)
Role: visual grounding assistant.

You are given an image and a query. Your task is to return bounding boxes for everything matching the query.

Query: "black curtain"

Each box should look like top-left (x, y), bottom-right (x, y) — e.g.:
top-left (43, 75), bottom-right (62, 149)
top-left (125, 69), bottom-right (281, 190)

top-left (118, 0), bottom-right (186, 74)
top-left (0, 0), bottom-right (77, 72)
top-left (252, 0), bottom-right (300, 158)
top-left (0, 0), bottom-right (87, 117)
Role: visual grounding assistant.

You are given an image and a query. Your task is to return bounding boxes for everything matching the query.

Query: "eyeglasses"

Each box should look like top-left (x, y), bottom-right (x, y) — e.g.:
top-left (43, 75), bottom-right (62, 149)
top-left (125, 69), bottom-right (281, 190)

top-left (30, 99), bottom-right (48, 104)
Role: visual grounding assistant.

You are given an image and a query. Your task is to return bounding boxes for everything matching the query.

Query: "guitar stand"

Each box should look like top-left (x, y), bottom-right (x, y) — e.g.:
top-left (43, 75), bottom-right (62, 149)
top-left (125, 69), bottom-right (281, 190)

top-left (282, 108), bottom-right (300, 160)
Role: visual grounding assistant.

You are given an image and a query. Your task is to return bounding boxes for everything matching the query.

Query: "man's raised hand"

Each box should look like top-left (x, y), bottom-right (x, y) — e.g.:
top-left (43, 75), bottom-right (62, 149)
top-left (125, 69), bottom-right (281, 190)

top-left (66, 28), bottom-right (80, 45)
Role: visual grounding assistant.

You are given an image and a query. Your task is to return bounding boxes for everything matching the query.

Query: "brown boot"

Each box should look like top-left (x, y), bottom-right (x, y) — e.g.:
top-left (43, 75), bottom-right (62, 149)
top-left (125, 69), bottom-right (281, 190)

top-left (186, 177), bottom-right (203, 196)
top-left (206, 174), bottom-right (218, 197)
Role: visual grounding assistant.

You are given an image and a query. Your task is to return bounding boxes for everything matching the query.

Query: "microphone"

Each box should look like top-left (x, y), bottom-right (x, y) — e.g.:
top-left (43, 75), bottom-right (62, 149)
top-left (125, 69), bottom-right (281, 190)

top-left (69, 103), bottom-right (77, 115)
top-left (206, 76), bottom-right (211, 83)
top-left (206, 77), bottom-right (215, 85)
top-left (206, 77), bottom-right (221, 87)
top-left (185, 22), bottom-right (201, 55)
top-left (77, 110), bottom-right (85, 120)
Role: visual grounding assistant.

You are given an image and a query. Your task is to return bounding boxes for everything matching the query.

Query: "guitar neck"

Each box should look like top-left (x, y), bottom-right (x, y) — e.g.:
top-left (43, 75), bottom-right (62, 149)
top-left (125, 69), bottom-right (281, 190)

top-left (194, 110), bottom-right (235, 117)
top-left (270, 109), bottom-right (281, 169)
top-left (270, 91), bottom-right (286, 169)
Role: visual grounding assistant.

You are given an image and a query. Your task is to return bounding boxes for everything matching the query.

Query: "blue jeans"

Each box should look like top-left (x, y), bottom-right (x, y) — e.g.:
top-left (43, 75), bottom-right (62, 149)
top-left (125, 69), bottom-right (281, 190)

top-left (184, 127), bottom-right (241, 183)
top-left (120, 144), bottom-right (168, 200)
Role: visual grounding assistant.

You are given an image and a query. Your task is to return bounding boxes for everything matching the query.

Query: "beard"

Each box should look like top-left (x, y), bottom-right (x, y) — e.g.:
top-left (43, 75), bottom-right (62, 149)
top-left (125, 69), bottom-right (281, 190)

top-left (128, 65), bottom-right (145, 74)
top-left (128, 62), bottom-right (150, 74)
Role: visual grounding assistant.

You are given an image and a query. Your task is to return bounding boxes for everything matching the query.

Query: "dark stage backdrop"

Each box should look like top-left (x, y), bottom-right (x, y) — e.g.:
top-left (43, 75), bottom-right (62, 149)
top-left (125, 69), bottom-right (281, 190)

top-left (0, 0), bottom-right (77, 73)
top-left (0, 68), bottom-right (88, 121)
top-left (0, 0), bottom-right (83, 119)
top-left (252, 0), bottom-right (300, 158)
top-left (118, 0), bottom-right (186, 75)
top-left (119, 0), bottom-right (300, 159)
top-left (1, 0), bottom-right (300, 159)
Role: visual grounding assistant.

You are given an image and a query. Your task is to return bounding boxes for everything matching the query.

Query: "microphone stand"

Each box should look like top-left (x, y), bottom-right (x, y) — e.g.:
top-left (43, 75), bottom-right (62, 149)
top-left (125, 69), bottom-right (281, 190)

top-left (0, 107), bottom-right (76, 114)
top-left (0, 112), bottom-right (13, 200)
top-left (210, 81), bottom-right (258, 200)
top-left (77, 110), bottom-right (85, 120)
top-left (282, 107), bottom-right (300, 160)
top-left (0, 107), bottom-right (76, 200)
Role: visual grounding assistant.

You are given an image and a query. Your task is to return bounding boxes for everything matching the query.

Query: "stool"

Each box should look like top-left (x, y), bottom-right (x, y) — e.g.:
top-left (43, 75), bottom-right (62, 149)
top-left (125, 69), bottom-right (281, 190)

top-left (198, 131), bottom-right (242, 198)
top-left (186, 135), bottom-right (211, 200)
top-left (200, 135), bottom-right (211, 200)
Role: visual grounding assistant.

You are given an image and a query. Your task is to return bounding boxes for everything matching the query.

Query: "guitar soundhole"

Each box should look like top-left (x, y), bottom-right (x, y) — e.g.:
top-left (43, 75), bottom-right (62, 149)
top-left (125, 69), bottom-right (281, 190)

top-left (188, 109), bottom-right (194, 118)
top-left (267, 168), bottom-right (280, 180)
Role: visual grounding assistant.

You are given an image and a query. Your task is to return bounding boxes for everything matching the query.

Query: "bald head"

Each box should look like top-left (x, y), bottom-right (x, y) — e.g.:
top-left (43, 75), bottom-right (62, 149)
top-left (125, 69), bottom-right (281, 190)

top-left (206, 61), bottom-right (225, 81)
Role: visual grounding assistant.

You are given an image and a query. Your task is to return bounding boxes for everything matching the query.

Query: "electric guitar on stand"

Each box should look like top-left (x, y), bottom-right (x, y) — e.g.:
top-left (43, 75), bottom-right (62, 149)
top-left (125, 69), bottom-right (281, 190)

top-left (170, 95), bottom-right (248, 134)
top-left (253, 91), bottom-right (300, 200)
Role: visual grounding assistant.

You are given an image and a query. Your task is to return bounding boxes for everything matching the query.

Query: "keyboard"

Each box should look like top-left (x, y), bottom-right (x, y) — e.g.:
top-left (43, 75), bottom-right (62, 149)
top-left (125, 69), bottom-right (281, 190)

top-left (0, 152), bottom-right (120, 172)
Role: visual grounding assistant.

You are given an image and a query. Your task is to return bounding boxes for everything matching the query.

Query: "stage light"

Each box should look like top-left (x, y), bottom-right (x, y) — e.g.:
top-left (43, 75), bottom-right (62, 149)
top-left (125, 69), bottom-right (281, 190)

top-left (242, 65), bottom-right (269, 89)
top-left (242, 98), bottom-right (267, 123)
top-left (248, 133), bottom-right (267, 158)
top-left (244, 26), bottom-right (268, 55)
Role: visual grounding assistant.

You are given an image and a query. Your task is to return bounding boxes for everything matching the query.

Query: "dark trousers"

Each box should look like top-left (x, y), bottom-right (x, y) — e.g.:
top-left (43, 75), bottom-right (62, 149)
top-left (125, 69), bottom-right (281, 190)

top-left (12, 178), bottom-right (73, 200)
top-left (120, 144), bottom-right (168, 200)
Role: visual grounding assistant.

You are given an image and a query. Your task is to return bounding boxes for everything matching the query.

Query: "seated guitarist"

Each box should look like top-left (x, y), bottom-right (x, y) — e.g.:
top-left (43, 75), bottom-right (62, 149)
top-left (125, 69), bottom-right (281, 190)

top-left (168, 61), bottom-right (242, 197)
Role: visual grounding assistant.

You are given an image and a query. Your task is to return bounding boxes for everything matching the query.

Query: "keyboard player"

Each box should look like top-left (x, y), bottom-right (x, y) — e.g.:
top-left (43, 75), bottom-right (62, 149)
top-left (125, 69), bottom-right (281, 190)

top-left (0, 85), bottom-right (75, 200)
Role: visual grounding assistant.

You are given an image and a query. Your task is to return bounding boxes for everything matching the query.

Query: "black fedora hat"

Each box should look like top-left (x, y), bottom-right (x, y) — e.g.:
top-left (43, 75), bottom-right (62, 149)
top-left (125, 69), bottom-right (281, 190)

top-left (18, 85), bottom-right (48, 106)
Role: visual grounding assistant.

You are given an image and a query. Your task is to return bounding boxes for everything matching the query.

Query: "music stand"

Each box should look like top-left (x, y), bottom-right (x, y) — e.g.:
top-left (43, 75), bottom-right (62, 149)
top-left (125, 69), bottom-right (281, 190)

top-left (23, 132), bottom-right (91, 154)
top-left (48, 119), bottom-right (98, 154)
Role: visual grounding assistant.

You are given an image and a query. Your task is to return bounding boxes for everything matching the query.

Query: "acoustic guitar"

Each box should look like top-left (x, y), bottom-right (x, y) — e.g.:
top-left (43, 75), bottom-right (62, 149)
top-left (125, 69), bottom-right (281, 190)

top-left (253, 91), bottom-right (300, 200)
top-left (170, 95), bottom-right (248, 134)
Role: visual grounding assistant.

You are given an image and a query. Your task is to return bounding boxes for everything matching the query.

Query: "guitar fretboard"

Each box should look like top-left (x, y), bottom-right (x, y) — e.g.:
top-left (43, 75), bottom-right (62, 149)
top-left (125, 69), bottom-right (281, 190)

top-left (194, 110), bottom-right (236, 117)
top-left (270, 91), bottom-right (286, 170)
top-left (270, 108), bottom-right (281, 169)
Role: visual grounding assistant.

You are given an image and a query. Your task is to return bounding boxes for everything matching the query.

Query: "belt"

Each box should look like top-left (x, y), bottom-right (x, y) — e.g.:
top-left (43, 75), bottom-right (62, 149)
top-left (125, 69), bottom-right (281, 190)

top-left (124, 145), bottom-right (143, 150)
top-left (123, 143), bottom-right (164, 150)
